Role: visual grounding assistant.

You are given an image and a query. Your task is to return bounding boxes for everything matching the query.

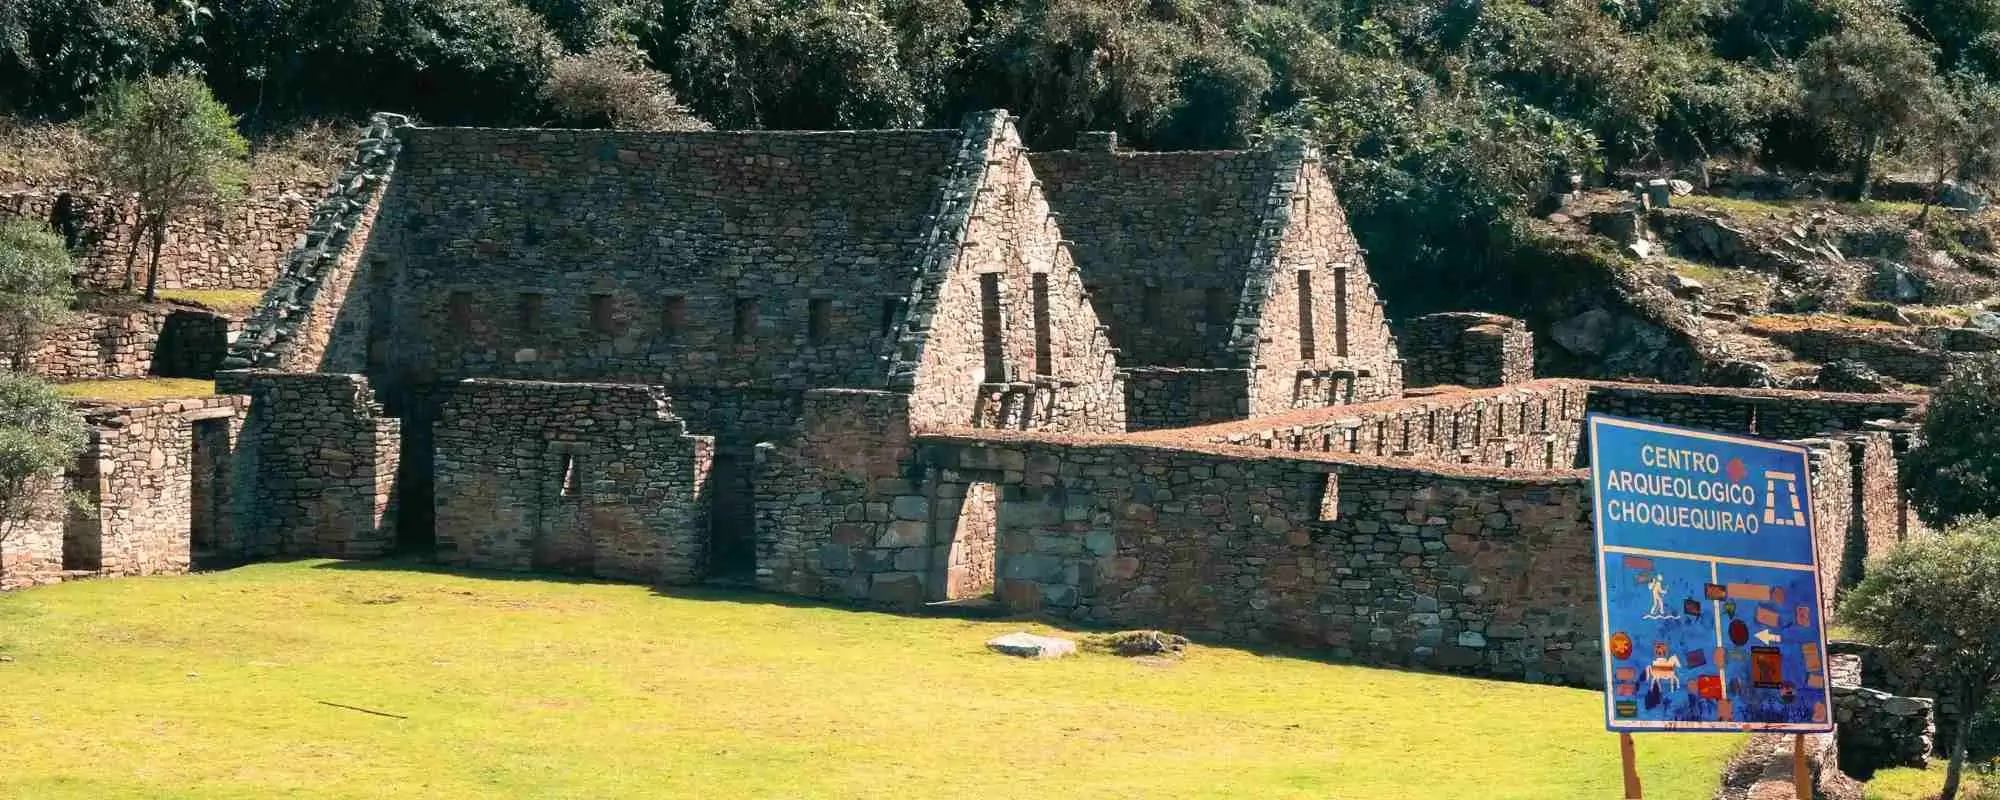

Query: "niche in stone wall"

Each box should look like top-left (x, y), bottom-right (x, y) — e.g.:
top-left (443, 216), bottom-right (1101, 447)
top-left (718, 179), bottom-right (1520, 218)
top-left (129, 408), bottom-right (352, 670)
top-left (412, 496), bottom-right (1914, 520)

top-left (807, 298), bottom-right (831, 346)
top-left (733, 297), bottom-right (758, 344)
top-left (660, 295), bottom-right (686, 340)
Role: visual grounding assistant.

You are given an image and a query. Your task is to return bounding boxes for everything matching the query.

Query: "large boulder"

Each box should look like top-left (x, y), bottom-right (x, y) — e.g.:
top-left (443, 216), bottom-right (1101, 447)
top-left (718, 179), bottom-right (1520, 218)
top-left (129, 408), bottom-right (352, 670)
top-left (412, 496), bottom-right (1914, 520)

top-left (1550, 308), bottom-right (1617, 356)
top-left (1815, 360), bottom-right (1900, 394)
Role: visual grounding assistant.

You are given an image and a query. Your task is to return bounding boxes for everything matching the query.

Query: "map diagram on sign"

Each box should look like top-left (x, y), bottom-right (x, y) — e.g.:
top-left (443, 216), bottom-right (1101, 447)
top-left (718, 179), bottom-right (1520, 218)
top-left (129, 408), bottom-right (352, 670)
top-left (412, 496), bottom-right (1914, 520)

top-left (1588, 414), bottom-right (1834, 733)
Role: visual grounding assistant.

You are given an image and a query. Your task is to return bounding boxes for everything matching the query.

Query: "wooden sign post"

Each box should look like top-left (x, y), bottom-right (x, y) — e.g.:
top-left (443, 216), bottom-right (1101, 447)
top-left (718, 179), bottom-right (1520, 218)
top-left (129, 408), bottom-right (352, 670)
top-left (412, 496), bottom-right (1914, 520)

top-left (1794, 734), bottom-right (1811, 798)
top-left (1620, 733), bottom-right (1643, 799)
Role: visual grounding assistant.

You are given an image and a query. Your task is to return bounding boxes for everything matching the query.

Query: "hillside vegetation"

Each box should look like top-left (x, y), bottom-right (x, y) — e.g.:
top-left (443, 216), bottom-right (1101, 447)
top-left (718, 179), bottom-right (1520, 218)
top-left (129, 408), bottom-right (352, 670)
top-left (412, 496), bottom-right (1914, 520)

top-left (7, 0), bottom-right (2000, 311)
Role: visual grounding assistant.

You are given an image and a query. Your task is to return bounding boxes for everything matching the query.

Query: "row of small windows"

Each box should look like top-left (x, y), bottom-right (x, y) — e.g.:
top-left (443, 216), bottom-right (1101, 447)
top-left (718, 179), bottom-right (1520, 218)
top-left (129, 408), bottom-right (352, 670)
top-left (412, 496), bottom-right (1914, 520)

top-left (443, 292), bottom-right (908, 345)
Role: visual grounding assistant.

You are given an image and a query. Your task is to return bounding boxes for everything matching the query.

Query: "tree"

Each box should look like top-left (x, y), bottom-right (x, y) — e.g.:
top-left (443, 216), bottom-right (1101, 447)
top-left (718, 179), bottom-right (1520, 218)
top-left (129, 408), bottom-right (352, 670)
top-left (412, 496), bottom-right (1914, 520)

top-left (1840, 523), bottom-right (2000, 800)
top-left (0, 219), bottom-right (77, 371)
top-left (675, 0), bottom-right (933, 130)
top-left (1798, 16), bottom-right (1949, 201)
top-left (1918, 74), bottom-right (2000, 220)
top-left (83, 74), bottom-right (249, 303)
top-left (1901, 355), bottom-right (2000, 526)
top-left (0, 372), bottom-right (88, 584)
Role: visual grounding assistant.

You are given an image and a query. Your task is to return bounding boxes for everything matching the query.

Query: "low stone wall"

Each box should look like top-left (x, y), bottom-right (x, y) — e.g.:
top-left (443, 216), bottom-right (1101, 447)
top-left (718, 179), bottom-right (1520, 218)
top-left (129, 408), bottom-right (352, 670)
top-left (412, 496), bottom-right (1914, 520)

top-left (1122, 367), bottom-right (1249, 431)
top-left (215, 371), bottom-right (400, 559)
top-left (0, 184), bottom-right (320, 291)
top-left (1145, 379), bottom-right (1590, 472)
top-left (1832, 685), bottom-right (1935, 777)
top-left (915, 432), bottom-right (1603, 685)
top-left (0, 476), bottom-right (66, 591)
top-left (3, 304), bottom-right (238, 381)
top-left (434, 379), bottom-right (713, 584)
top-left (1397, 312), bottom-right (1535, 388)
top-left (65, 396), bottom-right (248, 578)
top-left (1767, 329), bottom-right (1956, 386)
top-left (1583, 382), bottom-right (1924, 438)
top-left (1834, 640), bottom-right (1972, 757)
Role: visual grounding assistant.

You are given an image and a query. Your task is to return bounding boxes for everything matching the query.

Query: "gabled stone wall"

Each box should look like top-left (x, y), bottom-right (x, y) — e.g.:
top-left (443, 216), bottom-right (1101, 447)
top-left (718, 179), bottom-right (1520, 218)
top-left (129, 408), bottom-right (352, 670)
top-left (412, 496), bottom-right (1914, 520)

top-left (433, 379), bottom-right (713, 584)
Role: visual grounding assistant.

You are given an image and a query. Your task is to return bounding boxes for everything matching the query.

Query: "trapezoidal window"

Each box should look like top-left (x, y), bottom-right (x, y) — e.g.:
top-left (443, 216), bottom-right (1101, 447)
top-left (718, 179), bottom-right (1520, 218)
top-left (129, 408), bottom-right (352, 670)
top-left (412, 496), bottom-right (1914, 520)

top-left (661, 295), bottom-right (686, 339)
top-left (1030, 273), bottom-right (1052, 377)
top-left (447, 291), bottom-right (474, 336)
top-left (979, 273), bottom-right (1006, 382)
top-left (559, 454), bottom-right (584, 499)
top-left (588, 293), bottom-right (616, 335)
top-left (1296, 269), bottom-right (1316, 360)
top-left (1205, 287), bottom-right (1232, 328)
top-left (517, 292), bottom-right (544, 336)
top-left (879, 296), bottom-right (907, 337)
top-left (808, 298), bottom-right (831, 345)
top-left (1333, 265), bottom-right (1350, 357)
top-left (733, 297), bottom-right (758, 343)
top-left (1141, 285), bottom-right (1162, 324)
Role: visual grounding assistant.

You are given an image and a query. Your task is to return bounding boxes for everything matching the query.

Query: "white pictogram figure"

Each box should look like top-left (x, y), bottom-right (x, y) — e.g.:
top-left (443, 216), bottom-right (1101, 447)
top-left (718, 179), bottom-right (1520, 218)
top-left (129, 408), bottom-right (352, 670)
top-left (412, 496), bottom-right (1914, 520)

top-left (1648, 642), bottom-right (1682, 691)
top-left (1644, 573), bottom-right (1673, 619)
top-left (1763, 470), bottom-right (1806, 527)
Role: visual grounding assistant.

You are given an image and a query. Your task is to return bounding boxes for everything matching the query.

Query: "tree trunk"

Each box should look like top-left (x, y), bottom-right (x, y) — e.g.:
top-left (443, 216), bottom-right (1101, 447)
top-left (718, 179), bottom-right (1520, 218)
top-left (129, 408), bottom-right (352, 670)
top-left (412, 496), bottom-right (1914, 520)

top-left (1852, 133), bottom-right (1879, 202)
top-left (121, 222), bottom-right (142, 294)
top-left (1940, 682), bottom-right (1979, 800)
top-left (144, 216), bottom-right (165, 304)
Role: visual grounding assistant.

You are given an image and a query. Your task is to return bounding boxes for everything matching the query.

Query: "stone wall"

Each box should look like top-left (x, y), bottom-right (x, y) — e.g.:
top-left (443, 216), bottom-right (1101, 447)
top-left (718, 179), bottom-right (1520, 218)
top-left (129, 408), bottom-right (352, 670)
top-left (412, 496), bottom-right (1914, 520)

top-left (1799, 438), bottom-right (1854, 615)
top-left (916, 432), bottom-right (1603, 685)
top-left (1123, 367), bottom-right (1250, 431)
top-left (1151, 380), bottom-right (1590, 472)
top-left (1832, 684), bottom-right (1935, 777)
top-left (214, 371), bottom-right (399, 559)
top-left (1835, 640), bottom-right (1975, 757)
top-left (64, 396), bottom-right (248, 577)
top-left (1398, 312), bottom-right (1536, 388)
top-left (0, 185), bottom-right (319, 290)
top-left (753, 388), bottom-right (921, 602)
top-left (433, 379), bottom-right (713, 584)
top-left (0, 476), bottom-right (66, 591)
top-left (7, 304), bottom-right (237, 381)
top-left (1767, 328), bottom-right (1956, 387)
top-left (1582, 383), bottom-right (1924, 438)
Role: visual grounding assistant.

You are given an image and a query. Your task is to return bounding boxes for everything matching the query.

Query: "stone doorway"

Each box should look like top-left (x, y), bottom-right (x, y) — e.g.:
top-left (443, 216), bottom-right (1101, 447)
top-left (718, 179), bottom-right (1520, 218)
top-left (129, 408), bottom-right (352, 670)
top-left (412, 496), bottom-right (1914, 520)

top-left (939, 481), bottom-right (999, 601)
top-left (708, 452), bottom-right (756, 580)
top-left (189, 417), bottom-right (232, 566)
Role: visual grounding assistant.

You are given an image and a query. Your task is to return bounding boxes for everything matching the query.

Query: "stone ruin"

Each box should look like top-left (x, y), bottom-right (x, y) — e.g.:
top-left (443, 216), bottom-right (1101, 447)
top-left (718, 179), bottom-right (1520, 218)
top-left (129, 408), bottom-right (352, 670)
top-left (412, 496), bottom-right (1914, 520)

top-left (0, 110), bottom-right (1955, 775)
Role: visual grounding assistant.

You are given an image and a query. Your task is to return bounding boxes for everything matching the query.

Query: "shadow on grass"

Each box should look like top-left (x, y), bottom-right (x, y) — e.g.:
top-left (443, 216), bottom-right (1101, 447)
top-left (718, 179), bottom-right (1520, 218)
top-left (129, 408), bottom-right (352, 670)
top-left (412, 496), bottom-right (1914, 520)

top-left (303, 557), bottom-right (1569, 684)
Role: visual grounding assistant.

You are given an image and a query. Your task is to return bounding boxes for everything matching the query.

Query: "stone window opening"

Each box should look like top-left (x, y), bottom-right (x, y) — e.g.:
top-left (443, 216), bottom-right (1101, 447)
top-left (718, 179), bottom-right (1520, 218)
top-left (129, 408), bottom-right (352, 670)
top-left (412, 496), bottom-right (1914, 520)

top-left (879, 296), bottom-right (907, 337)
top-left (1296, 269), bottom-right (1316, 361)
top-left (1141, 285), bottom-right (1162, 325)
top-left (733, 297), bottom-right (758, 343)
top-left (1204, 287), bottom-right (1232, 329)
top-left (808, 298), bottom-right (832, 345)
top-left (979, 273), bottom-right (1006, 382)
top-left (559, 454), bottom-right (583, 499)
top-left (1333, 265), bottom-right (1349, 357)
top-left (518, 292), bottom-right (544, 336)
top-left (1030, 273), bottom-right (1052, 377)
top-left (447, 291), bottom-right (475, 336)
top-left (588, 293), bottom-right (616, 336)
top-left (661, 295), bottom-right (687, 339)
top-left (1314, 474), bottom-right (1339, 523)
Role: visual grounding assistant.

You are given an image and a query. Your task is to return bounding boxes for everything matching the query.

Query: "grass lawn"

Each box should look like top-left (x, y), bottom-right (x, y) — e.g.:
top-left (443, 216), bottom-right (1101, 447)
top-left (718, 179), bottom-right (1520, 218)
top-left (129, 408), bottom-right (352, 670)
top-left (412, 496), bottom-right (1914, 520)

top-left (1866, 764), bottom-right (2000, 799)
top-left (153, 288), bottom-right (266, 315)
top-left (55, 378), bottom-right (217, 403)
top-left (0, 562), bottom-right (1744, 799)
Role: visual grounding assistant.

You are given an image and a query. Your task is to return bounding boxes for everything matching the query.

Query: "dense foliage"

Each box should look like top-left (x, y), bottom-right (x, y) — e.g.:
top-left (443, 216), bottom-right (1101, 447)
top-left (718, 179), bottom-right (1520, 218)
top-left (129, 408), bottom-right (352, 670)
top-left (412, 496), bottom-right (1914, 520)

top-left (6, 0), bottom-right (2000, 288)
top-left (0, 371), bottom-right (88, 553)
top-left (1841, 521), bottom-right (2000, 800)
top-left (0, 220), bottom-right (76, 368)
top-left (1902, 356), bottom-right (2000, 526)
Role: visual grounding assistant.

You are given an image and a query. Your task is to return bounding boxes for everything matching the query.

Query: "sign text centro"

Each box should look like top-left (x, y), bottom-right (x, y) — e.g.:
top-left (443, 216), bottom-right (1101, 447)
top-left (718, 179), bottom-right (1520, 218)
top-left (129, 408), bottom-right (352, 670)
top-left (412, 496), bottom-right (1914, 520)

top-left (1588, 414), bottom-right (1833, 734)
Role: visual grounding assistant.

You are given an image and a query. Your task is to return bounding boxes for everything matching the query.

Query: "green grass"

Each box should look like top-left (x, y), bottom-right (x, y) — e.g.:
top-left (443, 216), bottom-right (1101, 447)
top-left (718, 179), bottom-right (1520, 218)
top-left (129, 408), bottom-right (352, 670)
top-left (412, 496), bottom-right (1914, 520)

top-left (1866, 764), bottom-right (2000, 800)
top-left (0, 561), bottom-right (1744, 799)
top-left (55, 378), bottom-right (218, 402)
top-left (154, 288), bottom-right (266, 315)
top-left (1680, 194), bottom-right (1933, 219)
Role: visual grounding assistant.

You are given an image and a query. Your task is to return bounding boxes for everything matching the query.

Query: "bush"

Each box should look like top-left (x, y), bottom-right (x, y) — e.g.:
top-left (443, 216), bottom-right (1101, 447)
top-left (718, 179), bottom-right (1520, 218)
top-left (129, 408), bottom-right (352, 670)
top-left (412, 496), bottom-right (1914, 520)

top-left (541, 45), bottom-right (707, 130)
top-left (1902, 356), bottom-right (2000, 526)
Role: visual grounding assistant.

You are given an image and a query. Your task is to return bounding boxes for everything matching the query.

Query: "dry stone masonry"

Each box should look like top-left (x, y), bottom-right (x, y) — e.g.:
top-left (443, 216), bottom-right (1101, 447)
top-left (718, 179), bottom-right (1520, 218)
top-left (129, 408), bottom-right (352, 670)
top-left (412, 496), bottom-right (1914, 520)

top-left (0, 183), bottom-right (321, 291)
top-left (7, 112), bottom-right (1946, 779)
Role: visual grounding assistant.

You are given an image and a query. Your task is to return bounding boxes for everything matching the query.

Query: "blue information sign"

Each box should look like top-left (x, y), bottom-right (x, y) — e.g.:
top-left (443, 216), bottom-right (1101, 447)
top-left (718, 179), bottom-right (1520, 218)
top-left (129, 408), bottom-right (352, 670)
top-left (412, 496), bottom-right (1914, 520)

top-left (1588, 414), bottom-right (1833, 733)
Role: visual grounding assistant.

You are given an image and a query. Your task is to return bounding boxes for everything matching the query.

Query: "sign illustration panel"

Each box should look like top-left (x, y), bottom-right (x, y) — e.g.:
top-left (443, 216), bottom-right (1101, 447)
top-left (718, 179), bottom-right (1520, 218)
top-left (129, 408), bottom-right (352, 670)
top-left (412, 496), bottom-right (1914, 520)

top-left (1588, 414), bottom-right (1833, 733)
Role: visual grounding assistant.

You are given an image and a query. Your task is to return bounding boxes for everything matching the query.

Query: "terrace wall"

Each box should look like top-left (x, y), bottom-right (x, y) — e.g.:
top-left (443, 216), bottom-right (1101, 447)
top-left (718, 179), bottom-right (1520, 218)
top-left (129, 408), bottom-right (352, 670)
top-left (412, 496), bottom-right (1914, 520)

top-left (1582, 383), bottom-right (1924, 438)
top-left (0, 185), bottom-right (320, 291)
top-left (3, 305), bottom-right (236, 381)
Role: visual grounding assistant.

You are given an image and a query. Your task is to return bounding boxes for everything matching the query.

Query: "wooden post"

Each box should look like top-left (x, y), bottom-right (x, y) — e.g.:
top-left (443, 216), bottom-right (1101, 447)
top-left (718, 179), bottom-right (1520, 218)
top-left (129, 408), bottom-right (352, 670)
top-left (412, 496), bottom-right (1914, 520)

top-left (1621, 733), bottom-right (1643, 798)
top-left (1793, 734), bottom-right (1812, 799)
